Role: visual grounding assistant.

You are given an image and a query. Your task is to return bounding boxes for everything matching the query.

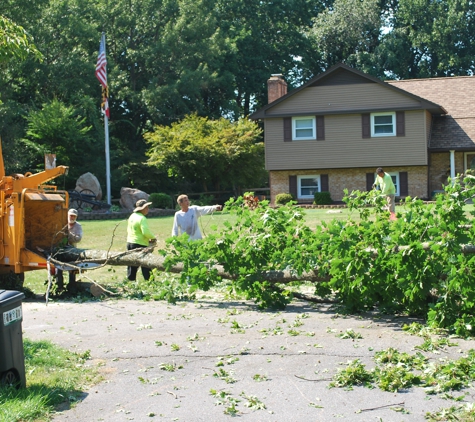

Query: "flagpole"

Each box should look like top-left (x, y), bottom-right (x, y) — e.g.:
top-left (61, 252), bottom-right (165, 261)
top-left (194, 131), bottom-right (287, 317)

top-left (100, 32), bottom-right (111, 207)
top-left (104, 112), bottom-right (111, 206)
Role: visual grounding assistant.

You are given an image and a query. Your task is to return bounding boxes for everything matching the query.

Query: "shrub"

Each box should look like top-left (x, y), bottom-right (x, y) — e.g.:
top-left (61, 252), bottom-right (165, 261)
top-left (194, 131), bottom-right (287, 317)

top-left (313, 191), bottom-right (333, 205)
top-left (149, 193), bottom-right (173, 209)
top-left (192, 194), bottom-right (214, 206)
top-left (275, 193), bottom-right (294, 205)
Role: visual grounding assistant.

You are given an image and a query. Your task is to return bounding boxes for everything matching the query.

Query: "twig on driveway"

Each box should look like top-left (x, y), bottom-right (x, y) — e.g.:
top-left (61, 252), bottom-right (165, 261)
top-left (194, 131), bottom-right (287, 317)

top-left (359, 402), bottom-right (405, 412)
top-left (294, 375), bottom-right (332, 382)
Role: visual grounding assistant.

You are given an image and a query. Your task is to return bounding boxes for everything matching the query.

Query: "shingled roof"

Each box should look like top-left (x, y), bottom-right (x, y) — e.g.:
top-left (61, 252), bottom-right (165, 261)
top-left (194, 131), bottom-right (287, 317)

top-left (388, 77), bottom-right (475, 151)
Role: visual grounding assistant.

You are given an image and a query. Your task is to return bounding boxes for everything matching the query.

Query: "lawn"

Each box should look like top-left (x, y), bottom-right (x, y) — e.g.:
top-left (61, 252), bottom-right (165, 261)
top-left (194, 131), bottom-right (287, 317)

top-left (0, 339), bottom-right (100, 422)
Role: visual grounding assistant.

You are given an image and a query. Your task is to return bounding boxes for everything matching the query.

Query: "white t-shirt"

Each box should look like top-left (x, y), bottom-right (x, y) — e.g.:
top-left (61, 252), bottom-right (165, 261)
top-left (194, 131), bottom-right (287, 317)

top-left (172, 205), bottom-right (218, 240)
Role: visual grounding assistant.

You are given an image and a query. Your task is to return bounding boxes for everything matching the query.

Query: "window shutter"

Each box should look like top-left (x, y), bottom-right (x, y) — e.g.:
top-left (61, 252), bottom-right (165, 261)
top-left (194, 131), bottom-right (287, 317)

top-left (320, 174), bottom-right (329, 192)
top-left (399, 172), bottom-right (408, 196)
top-left (366, 173), bottom-right (375, 191)
top-left (362, 114), bottom-right (370, 138)
top-left (289, 175), bottom-right (297, 198)
top-left (396, 111), bottom-right (405, 137)
top-left (316, 116), bottom-right (325, 140)
top-left (284, 117), bottom-right (292, 142)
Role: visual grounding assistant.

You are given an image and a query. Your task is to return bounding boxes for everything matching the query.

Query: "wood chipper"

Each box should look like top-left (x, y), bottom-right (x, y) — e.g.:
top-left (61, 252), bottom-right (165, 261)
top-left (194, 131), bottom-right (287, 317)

top-left (0, 140), bottom-right (69, 289)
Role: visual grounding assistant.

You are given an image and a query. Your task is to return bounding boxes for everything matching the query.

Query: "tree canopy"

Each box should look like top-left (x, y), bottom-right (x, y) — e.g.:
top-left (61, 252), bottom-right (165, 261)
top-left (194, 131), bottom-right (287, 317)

top-left (0, 15), bottom-right (42, 63)
top-left (0, 0), bottom-right (474, 196)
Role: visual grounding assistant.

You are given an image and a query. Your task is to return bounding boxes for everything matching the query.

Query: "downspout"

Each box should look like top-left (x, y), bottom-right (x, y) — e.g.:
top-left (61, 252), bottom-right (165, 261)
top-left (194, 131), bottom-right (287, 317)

top-left (427, 113), bottom-right (433, 198)
top-left (450, 150), bottom-right (455, 184)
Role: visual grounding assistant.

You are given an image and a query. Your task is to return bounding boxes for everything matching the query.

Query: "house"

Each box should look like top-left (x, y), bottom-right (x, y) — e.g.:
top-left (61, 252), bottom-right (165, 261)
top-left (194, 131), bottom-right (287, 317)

top-left (250, 63), bottom-right (475, 204)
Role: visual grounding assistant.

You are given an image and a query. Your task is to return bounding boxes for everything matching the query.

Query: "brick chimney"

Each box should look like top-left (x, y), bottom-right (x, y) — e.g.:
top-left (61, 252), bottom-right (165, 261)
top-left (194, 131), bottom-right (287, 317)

top-left (267, 74), bottom-right (287, 104)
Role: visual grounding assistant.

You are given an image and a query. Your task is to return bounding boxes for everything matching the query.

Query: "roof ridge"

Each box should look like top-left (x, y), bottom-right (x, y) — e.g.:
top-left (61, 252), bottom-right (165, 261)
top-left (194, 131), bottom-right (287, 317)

top-left (389, 76), bottom-right (474, 83)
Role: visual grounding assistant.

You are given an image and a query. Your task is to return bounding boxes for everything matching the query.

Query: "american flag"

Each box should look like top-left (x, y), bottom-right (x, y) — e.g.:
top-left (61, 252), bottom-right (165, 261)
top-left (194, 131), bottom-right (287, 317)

top-left (95, 35), bottom-right (107, 88)
top-left (95, 34), bottom-right (110, 118)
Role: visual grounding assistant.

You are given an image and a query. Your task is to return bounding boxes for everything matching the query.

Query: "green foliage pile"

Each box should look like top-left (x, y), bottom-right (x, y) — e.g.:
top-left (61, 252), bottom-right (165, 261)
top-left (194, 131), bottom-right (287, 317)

top-left (162, 176), bottom-right (475, 336)
top-left (275, 193), bottom-right (294, 205)
top-left (330, 347), bottom-right (475, 395)
top-left (313, 191), bottom-right (332, 205)
top-left (149, 192), bottom-right (173, 209)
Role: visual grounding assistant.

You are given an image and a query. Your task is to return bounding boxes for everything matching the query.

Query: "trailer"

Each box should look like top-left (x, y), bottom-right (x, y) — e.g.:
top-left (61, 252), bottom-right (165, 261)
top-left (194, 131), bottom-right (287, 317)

top-left (68, 189), bottom-right (111, 210)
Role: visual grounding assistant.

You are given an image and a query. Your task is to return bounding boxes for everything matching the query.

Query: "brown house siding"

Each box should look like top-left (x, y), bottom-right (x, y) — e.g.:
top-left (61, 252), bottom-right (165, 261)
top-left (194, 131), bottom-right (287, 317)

top-left (425, 111), bottom-right (432, 145)
top-left (265, 84), bottom-right (422, 116)
top-left (265, 111), bottom-right (428, 171)
top-left (270, 166), bottom-right (428, 203)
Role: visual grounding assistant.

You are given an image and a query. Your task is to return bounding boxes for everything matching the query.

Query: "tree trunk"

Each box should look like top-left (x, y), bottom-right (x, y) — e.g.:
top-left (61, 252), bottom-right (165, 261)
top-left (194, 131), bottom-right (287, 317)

top-left (53, 242), bottom-right (475, 284)
top-left (53, 247), bottom-right (328, 283)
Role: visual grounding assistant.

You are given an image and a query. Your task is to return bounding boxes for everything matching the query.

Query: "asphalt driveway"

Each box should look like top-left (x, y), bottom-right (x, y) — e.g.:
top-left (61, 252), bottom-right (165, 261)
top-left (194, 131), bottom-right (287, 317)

top-left (21, 295), bottom-right (475, 422)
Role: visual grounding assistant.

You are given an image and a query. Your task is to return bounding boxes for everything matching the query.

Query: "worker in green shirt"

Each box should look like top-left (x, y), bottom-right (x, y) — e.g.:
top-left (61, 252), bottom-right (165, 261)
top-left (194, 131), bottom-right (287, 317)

top-left (373, 167), bottom-right (397, 220)
top-left (126, 199), bottom-right (157, 281)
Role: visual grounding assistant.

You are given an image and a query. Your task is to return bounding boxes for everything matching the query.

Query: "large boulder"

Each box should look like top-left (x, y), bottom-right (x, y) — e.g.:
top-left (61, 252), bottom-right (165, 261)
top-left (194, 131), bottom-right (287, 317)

top-left (120, 187), bottom-right (150, 211)
top-left (75, 173), bottom-right (102, 200)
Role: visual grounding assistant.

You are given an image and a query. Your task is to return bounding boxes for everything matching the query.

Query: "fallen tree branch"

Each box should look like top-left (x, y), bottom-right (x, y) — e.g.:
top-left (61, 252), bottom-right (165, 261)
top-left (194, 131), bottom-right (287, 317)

top-left (53, 247), bottom-right (328, 283)
top-left (365, 243), bottom-right (475, 255)
top-left (52, 242), bottom-right (475, 285)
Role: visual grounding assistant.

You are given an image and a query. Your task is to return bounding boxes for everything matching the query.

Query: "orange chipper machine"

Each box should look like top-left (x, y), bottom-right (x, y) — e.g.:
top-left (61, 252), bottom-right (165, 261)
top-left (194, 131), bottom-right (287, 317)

top-left (0, 141), bottom-right (69, 287)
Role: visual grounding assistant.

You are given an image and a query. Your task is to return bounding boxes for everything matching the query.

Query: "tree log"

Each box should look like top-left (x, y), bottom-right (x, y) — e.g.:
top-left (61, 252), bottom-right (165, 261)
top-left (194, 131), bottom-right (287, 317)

top-left (53, 247), bottom-right (329, 283)
top-left (52, 242), bottom-right (475, 284)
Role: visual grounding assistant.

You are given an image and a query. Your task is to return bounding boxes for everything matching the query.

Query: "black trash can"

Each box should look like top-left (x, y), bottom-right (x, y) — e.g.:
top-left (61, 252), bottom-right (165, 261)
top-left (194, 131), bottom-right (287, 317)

top-left (0, 289), bottom-right (26, 388)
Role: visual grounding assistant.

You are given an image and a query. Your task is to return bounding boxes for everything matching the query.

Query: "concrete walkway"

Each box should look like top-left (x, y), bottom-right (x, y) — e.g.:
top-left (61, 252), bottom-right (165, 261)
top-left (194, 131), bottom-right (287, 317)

top-left (22, 295), bottom-right (475, 422)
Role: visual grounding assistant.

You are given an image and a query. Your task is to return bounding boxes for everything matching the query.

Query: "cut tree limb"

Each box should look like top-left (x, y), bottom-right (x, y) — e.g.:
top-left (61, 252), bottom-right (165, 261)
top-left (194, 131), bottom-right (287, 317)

top-left (53, 242), bottom-right (475, 284)
top-left (53, 247), bottom-right (329, 283)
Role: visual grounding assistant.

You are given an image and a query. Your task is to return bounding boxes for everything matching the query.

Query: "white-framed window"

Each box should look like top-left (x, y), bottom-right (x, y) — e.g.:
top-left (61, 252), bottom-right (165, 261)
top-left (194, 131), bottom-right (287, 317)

top-left (292, 117), bottom-right (316, 140)
top-left (298, 175), bottom-right (320, 198)
top-left (390, 173), bottom-right (400, 196)
top-left (371, 112), bottom-right (396, 137)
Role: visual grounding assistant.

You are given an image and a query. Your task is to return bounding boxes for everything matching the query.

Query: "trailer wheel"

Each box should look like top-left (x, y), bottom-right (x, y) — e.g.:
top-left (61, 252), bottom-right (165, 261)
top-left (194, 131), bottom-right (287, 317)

top-left (69, 196), bottom-right (82, 210)
top-left (1, 370), bottom-right (20, 388)
top-left (80, 189), bottom-right (97, 210)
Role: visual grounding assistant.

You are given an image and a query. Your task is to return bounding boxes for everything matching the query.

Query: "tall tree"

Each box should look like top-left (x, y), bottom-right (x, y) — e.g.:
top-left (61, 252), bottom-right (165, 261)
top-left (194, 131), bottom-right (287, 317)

top-left (20, 99), bottom-right (95, 182)
top-left (307, 0), bottom-right (382, 73)
top-left (215, 0), bottom-right (324, 117)
top-left (379, 0), bottom-right (475, 78)
top-left (0, 0), bottom-right (105, 178)
top-left (95, 0), bottom-right (238, 190)
top-left (0, 15), bottom-right (42, 63)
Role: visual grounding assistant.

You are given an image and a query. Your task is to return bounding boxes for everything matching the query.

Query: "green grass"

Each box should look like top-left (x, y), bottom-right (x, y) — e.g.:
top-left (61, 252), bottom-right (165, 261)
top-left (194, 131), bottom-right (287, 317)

top-left (0, 339), bottom-right (100, 422)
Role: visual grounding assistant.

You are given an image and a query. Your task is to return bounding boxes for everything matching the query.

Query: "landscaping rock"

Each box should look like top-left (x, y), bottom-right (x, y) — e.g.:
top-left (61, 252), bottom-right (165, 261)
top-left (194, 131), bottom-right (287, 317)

top-left (75, 172), bottom-right (102, 200)
top-left (120, 187), bottom-right (149, 211)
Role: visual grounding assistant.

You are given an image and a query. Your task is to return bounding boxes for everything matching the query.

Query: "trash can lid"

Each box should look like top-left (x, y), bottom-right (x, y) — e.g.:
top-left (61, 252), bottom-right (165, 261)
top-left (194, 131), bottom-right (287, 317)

top-left (0, 290), bottom-right (25, 307)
